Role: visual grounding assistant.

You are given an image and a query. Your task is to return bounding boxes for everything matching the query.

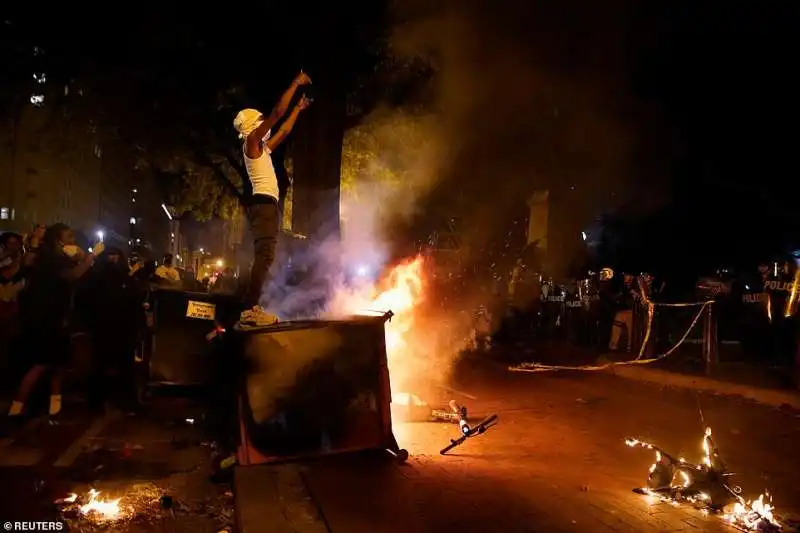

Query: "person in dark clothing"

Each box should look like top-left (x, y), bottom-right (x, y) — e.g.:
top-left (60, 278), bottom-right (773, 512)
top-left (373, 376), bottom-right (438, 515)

top-left (609, 273), bottom-right (640, 352)
top-left (8, 224), bottom-right (98, 417)
top-left (765, 259), bottom-right (798, 367)
top-left (83, 247), bottom-right (145, 412)
top-left (1, 232), bottom-right (27, 392)
top-left (21, 224), bottom-right (45, 267)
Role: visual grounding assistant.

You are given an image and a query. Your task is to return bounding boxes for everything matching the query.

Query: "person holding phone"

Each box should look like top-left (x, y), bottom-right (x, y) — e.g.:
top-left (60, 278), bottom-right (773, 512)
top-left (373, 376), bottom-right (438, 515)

top-left (233, 71), bottom-right (313, 326)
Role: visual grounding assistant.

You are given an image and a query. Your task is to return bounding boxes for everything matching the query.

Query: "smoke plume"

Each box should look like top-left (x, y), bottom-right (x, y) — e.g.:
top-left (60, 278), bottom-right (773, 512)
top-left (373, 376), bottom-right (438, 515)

top-left (390, 0), bottom-right (642, 274)
top-left (261, 0), bottom-right (647, 396)
top-left (262, 107), bottom-right (443, 318)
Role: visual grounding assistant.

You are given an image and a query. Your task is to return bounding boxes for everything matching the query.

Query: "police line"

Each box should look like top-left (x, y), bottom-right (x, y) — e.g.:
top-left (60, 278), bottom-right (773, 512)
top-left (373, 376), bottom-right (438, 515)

top-left (509, 300), bottom-right (712, 373)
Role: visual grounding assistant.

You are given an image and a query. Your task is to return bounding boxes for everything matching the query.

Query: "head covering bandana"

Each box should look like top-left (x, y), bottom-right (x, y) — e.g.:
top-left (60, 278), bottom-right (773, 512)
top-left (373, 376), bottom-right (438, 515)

top-left (233, 108), bottom-right (264, 139)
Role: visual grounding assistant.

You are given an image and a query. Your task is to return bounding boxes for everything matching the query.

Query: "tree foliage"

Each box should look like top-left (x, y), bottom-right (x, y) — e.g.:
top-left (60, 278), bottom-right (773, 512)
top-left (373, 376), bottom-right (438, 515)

top-left (108, 63), bottom-right (251, 222)
top-left (4, 8), bottom-right (435, 224)
top-left (340, 110), bottom-right (433, 199)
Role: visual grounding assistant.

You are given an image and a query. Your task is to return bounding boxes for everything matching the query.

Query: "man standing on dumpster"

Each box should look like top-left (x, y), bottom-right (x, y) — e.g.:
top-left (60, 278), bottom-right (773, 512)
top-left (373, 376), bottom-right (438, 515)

top-left (233, 71), bottom-right (313, 326)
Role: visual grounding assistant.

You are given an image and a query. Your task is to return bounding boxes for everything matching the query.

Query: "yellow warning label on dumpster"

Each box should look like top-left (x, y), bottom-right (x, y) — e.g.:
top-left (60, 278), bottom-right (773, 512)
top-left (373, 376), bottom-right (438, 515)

top-left (186, 300), bottom-right (216, 320)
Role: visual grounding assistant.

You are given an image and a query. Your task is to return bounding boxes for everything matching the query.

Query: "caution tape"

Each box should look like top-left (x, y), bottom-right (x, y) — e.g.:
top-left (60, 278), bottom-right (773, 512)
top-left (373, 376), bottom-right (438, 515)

top-left (509, 300), bottom-right (712, 373)
top-left (651, 301), bottom-right (710, 308)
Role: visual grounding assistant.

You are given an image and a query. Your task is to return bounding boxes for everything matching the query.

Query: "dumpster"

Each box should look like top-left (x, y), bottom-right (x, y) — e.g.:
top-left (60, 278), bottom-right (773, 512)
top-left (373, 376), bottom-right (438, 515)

top-left (148, 288), bottom-right (239, 386)
top-left (235, 314), bottom-right (404, 465)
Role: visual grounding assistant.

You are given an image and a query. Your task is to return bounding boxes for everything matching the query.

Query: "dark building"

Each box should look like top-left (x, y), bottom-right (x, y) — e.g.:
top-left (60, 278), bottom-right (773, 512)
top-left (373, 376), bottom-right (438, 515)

top-left (129, 171), bottom-right (171, 259)
top-left (0, 43), bottom-right (130, 246)
top-left (0, 83), bottom-right (129, 247)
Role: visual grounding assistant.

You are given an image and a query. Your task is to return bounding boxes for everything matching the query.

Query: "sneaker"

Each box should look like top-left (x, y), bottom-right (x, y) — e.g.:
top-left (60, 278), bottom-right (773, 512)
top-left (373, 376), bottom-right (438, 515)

top-left (238, 306), bottom-right (280, 327)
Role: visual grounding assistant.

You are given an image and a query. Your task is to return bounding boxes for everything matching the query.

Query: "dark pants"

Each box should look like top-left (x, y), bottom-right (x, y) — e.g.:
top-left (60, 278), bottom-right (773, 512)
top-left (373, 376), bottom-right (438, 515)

top-left (244, 196), bottom-right (280, 309)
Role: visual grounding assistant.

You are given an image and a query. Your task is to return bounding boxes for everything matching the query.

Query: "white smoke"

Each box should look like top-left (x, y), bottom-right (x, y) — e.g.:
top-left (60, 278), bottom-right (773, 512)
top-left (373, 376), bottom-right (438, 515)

top-left (262, 108), bottom-right (443, 319)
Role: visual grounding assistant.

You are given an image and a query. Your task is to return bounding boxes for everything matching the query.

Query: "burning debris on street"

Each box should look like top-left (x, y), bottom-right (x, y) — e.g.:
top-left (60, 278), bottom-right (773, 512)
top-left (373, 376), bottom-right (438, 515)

top-left (625, 427), bottom-right (782, 532)
top-left (54, 483), bottom-right (234, 531)
top-left (56, 488), bottom-right (126, 524)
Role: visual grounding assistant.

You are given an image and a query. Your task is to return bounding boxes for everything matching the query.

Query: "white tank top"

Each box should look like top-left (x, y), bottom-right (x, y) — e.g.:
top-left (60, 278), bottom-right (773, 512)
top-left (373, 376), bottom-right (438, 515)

top-left (243, 140), bottom-right (279, 200)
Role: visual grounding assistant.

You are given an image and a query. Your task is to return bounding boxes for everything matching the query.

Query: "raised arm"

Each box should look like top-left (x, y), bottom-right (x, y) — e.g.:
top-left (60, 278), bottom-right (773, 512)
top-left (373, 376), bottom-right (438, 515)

top-left (248, 71), bottom-right (312, 146)
top-left (62, 252), bottom-right (95, 282)
top-left (265, 96), bottom-right (312, 152)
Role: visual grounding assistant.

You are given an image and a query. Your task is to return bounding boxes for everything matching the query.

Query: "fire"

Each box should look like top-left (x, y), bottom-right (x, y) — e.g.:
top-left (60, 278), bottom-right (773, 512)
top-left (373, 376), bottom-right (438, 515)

top-left (330, 255), bottom-right (427, 390)
top-left (626, 428), bottom-right (782, 531)
top-left (725, 492), bottom-right (780, 531)
top-left (57, 489), bottom-right (122, 521)
top-left (369, 257), bottom-right (425, 357)
top-left (702, 426), bottom-right (713, 467)
top-left (79, 489), bottom-right (122, 520)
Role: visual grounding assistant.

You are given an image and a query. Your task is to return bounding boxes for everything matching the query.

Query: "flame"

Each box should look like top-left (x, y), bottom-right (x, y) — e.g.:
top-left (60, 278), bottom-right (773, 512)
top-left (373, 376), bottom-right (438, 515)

top-left (56, 493), bottom-right (78, 504)
top-left (79, 489), bottom-right (121, 520)
top-left (330, 256), bottom-right (430, 393)
top-left (702, 427), bottom-right (713, 467)
top-left (725, 493), bottom-right (781, 530)
top-left (627, 428), bottom-right (782, 531)
top-left (368, 256), bottom-right (425, 360)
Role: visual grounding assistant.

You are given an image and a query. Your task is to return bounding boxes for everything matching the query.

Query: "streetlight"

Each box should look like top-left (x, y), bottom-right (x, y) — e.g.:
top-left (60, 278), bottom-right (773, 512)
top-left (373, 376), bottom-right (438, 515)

top-left (129, 217), bottom-right (136, 224)
top-left (199, 248), bottom-right (204, 254)
top-left (216, 259), bottom-right (224, 268)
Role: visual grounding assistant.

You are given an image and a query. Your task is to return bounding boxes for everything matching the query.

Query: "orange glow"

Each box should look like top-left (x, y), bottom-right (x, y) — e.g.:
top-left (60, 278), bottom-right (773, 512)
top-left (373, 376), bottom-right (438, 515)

top-left (329, 256), bottom-right (427, 391)
top-left (370, 256), bottom-right (426, 359)
top-left (328, 253), bottom-right (474, 450)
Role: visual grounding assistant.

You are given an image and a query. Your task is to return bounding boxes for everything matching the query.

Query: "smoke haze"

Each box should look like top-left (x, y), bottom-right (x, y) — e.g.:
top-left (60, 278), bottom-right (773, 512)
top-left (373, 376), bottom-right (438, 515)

top-left (261, 0), bottom-right (653, 395)
top-left (389, 0), bottom-right (648, 271)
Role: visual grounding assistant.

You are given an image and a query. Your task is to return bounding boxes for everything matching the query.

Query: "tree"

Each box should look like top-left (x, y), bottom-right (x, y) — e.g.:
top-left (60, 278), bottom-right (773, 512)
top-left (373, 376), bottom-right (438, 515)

top-left (67, 12), bottom-right (290, 223)
top-left (108, 69), bottom-right (251, 222)
top-left (340, 110), bottom-right (434, 199)
top-left (15, 6), bottom-right (432, 226)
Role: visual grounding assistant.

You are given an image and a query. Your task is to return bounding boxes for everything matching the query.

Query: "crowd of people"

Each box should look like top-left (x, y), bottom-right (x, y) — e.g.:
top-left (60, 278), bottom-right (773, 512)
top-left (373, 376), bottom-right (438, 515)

top-left (485, 257), bottom-right (799, 371)
top-left (0, 72), bottom-right (315, 422)
top-left (0, 223), bottom-right (236, 421)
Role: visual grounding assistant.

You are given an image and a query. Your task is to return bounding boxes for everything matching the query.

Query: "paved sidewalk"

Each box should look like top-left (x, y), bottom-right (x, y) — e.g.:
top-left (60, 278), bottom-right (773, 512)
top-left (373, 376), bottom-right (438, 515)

top-left (0, 398), bottom-right (233, 532)
top-left (609, 363), bottom-right (800, 410)
top-left (505, 341), bottom-right (800, 410)
top-left (237, 365), bottom-right (800, 532)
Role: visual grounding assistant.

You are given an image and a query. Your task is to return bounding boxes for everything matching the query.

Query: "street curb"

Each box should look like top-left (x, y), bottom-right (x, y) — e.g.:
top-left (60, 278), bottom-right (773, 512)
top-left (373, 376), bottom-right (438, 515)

top-left (607, 365), bottom-right (800, 411)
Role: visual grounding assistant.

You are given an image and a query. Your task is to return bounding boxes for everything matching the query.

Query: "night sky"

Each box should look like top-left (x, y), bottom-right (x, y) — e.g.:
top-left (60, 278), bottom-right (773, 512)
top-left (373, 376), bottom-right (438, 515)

top-left (2, 2), bottom-right (796, 275)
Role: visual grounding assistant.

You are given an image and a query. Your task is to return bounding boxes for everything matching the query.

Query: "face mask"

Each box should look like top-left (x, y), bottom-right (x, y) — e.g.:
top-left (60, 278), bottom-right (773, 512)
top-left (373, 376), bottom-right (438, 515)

top-left (62, 244), bottom-right (80, 257)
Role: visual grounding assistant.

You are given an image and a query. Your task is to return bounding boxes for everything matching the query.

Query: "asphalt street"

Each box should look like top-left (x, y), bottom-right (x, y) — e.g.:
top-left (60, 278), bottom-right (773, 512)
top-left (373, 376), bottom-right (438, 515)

top-left (380, 360), bottom-right (800, 532)
top-left (2, 361), bottom-right (799, 532)
top-left (0, 397), bottom-right (232, 532)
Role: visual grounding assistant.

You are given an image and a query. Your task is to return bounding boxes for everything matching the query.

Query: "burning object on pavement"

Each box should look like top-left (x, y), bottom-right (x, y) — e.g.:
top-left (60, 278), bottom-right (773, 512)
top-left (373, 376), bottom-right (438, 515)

top-left (56, 484), bottom-right (170, 526)
top-left (626, 427), bottom-right (782, 531)
top-left (57, 489), bottom-right (122, 522)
